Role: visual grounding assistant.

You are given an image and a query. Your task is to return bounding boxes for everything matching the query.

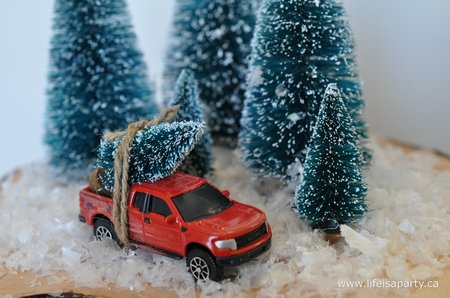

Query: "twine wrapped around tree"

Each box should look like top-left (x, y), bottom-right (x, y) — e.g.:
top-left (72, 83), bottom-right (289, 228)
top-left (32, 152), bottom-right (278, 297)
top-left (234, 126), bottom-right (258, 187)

top-left (90, 106), bottom-right (180, 247)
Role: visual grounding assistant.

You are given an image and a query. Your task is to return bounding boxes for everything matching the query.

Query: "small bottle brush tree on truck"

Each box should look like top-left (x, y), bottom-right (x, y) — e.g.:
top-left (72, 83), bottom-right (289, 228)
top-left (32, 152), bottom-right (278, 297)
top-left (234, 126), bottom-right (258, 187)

top-left (45, 0), bottom-right (158, 174)
top-left (295, 84), bottom-right (367, 228)
top-left (164, 0), bottom-right (256, 146)
top-left (96, 121), bottom-right (206, 193)
top-left (240, 0), bottom-right (369, 179)
top-left (168, 70), bottom-right (213, 177)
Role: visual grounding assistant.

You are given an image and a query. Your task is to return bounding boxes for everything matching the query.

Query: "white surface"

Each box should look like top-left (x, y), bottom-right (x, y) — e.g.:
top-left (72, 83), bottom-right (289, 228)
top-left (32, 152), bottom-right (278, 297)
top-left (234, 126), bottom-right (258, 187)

top-left (1, 143), bottom-right (449, 296)
top-left (1, 0), bottom-right (450, 176)
top-left (346, 0), bottom-right (450, 156)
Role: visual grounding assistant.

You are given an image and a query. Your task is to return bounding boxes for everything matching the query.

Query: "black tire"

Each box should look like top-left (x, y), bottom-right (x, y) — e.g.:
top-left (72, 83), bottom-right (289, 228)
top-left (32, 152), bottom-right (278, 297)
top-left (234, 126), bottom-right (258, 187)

top-left (93, 218), bottom-right (122, 247)
top-left (186, 248), bottom-right (224, 282)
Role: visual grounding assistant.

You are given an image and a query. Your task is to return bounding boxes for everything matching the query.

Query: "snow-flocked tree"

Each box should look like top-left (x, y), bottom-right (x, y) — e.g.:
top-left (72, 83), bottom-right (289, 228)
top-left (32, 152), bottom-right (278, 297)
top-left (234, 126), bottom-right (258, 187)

top-left (97, 121), bottom-right (206, 192)
top-left (45, 0), bottom-right (158, 174)
top-left (164, 0), bottom-right (256, 147)
top-left (240, 0), bottom-right (369, 179)
top-left (168, 70), bottom-right (213, 177)
top-left (295, 84), bottom-right (367, 226)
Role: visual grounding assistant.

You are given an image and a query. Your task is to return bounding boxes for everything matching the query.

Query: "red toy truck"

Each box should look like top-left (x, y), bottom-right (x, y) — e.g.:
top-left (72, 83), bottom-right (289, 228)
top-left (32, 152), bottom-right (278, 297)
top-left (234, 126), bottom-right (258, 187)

top-left (79, 172), bottom-right (272, 281)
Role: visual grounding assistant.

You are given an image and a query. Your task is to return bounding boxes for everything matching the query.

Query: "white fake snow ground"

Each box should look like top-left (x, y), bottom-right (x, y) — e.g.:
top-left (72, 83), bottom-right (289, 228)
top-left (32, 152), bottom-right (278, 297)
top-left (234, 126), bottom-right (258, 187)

top-left (0, 140), bottom-right (449, 297)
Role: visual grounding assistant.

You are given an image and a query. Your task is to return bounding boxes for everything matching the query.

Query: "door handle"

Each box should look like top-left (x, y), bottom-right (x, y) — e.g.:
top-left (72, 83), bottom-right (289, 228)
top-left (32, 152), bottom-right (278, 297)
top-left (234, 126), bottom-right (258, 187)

top-left (144, 217), bottom-right (151, 224)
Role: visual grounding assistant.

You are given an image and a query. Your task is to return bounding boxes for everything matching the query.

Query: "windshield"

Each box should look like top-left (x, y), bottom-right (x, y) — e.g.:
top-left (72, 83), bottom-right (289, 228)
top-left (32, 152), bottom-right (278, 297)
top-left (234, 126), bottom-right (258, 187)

top-left (172, 183), bottom-right (233, 222)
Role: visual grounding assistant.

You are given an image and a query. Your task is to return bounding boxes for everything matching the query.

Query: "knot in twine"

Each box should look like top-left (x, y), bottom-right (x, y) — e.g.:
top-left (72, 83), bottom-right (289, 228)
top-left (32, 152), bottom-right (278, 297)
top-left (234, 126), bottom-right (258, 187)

top-left (102, 105), bottom-right (179, 247)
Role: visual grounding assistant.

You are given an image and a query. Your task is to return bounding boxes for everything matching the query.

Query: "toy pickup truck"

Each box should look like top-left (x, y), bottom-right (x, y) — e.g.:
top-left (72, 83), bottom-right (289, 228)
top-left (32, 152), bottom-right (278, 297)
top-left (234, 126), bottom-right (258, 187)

top-left (79, 172), bottom-right (272, 281)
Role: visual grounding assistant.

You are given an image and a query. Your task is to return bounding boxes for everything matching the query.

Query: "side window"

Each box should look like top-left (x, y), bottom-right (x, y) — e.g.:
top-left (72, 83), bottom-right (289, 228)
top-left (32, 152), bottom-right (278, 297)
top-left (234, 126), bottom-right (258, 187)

top-left (150, 196), bottom-right (172, 217)
top-left (133, 192), bottom-right (150, 213)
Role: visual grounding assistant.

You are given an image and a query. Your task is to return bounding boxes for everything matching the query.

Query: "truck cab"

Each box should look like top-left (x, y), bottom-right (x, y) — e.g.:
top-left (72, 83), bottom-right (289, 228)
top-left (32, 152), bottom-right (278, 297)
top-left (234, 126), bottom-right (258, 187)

top-left (79, 172), bottom-right (272, 281)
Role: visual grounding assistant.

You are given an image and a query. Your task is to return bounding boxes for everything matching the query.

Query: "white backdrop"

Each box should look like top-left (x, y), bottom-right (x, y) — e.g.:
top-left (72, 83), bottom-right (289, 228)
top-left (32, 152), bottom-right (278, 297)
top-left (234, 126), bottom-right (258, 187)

top-left (0, 0), bottom-right (449, 176)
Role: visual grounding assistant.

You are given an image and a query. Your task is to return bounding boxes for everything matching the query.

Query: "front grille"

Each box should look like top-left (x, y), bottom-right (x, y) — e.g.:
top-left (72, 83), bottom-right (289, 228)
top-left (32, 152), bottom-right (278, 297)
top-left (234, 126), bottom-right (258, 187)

top-left (235, 223), bottom-right (267, 249)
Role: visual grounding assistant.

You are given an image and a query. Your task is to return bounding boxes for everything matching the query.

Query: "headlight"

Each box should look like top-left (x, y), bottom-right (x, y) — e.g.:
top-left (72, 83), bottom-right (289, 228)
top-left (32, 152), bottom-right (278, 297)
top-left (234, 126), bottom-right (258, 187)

top-left (215, 239), bottom-right (237, 250)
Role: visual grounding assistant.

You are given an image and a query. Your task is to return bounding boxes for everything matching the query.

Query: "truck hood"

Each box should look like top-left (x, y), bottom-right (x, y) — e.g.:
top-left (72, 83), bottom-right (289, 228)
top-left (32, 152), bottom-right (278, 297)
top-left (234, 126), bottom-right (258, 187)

top-left (193, 201), bottom-right (266, 237)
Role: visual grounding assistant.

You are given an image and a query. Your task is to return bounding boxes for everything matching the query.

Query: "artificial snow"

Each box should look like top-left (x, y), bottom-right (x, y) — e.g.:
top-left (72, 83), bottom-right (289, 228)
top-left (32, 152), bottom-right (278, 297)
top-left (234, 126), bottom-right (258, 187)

top-left (275, 83), bottom-right (287, 97)
top-left (398, 219), bottom-right (416, 234)
top-left (340, 225), bottom-right (386, 256)
top-left (0, 140), bottom-right (449, 296)
top-left (287, 112), bottom-right (306, 125)
top-left (247, 66), bottom-right (263, 87)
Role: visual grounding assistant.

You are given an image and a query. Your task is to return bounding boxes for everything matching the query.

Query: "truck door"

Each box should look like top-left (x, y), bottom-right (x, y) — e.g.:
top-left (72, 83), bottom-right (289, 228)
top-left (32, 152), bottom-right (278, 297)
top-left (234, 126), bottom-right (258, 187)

top-left (127, 192), bottom-right (149, 243)
top-left (143, 195), bottom-right (182, 256)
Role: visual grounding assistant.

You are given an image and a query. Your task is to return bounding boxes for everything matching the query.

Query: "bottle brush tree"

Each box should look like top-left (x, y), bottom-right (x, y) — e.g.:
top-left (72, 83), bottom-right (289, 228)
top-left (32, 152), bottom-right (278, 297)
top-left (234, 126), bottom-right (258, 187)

top-left (164, 0), bottom-right (256, 147)
top-left (97, 121), bottom-right (206, 192)
top-left (240, 0), bottom-right (369, 179)
top-left (45, 0), bottom-right (158, 175)
top-left (168, 70), bottom-right (213, 177)
top-left (295, 84), bottom-right (367, 227)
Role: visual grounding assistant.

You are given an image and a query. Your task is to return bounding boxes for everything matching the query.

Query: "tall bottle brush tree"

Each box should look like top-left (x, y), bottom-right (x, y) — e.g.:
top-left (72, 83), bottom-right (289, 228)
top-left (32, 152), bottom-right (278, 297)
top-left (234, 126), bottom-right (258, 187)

top-left (240, 0), bottom-right (369, 179)
top-left (295, 84), bottom-right (367, 226)
top-left (168, 70), bottom-right (213, 177)
top-left (45, 0), bottom-right (158, 174)
top-left (164, 0), bottom-right (256, 146)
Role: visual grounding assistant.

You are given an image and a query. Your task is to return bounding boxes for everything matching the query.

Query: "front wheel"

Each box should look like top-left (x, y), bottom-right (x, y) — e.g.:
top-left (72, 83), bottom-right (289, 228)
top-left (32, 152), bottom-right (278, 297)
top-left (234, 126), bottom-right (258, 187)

top-left (187, 248), bottom-right (224, 282)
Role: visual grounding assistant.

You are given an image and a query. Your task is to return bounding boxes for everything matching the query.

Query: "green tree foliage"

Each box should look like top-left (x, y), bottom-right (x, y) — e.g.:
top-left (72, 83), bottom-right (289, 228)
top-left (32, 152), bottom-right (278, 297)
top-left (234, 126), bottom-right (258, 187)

top-left (164, 0), bottom-right (255, 146)
top-left (97, 122), bottom-right (206, 192)
top-left (240, 0), bottom-right (369, 179)
top-left (295, 84), bottom-right (367, 225)
top-left (45, 0), bottom-right (158, 174)
top-left (168, 70), bottom-right (213, 177)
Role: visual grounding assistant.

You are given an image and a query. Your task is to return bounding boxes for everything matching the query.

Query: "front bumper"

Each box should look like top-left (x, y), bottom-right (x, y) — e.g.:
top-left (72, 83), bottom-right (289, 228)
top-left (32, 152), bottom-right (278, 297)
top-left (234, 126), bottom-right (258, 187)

top-left (215, 235), bottom-right (272, 266)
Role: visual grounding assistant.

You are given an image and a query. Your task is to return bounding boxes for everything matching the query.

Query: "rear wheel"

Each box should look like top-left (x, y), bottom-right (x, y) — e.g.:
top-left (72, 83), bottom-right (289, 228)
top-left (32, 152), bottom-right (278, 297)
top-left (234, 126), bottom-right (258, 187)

top-left (187, 248), bottom-right (224, 282)
top-left (94, 218), bottom-right (121, 247)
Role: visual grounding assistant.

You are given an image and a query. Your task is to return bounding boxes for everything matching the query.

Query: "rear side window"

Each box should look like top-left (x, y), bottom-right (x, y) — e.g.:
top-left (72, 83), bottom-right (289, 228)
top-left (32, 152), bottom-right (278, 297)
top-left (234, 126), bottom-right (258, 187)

top-left (133, 192), bottom-right (150, 213)
top-left (151, 196), bottom-right (172, 217)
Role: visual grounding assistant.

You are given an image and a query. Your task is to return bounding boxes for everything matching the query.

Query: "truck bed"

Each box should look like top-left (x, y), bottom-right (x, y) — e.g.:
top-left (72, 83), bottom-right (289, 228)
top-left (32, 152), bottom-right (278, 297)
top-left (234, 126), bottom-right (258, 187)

top-left (79, 187), bottom-right (114, 226)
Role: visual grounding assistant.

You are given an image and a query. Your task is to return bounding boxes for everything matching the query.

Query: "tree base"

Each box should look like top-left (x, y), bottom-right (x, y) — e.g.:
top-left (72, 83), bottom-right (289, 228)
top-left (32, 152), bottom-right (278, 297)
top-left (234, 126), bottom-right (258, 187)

top-left (311, 219), bottom-right (343, 244)
top-left (324, 233), bottom-right (343, 244)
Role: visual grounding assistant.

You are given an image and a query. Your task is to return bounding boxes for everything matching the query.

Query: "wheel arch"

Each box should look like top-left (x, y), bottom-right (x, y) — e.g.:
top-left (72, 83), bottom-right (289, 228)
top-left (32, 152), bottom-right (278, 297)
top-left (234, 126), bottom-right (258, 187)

top-left (92, 213), bottom-right (111, 226)
top-left (185, 242), bottom-right (212, 257)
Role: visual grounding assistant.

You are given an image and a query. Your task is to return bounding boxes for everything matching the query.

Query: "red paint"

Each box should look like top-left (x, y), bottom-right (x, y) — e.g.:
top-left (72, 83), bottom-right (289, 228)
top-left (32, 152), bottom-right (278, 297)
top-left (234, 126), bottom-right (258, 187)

top-left (79, 172), bottom-right (272, 262)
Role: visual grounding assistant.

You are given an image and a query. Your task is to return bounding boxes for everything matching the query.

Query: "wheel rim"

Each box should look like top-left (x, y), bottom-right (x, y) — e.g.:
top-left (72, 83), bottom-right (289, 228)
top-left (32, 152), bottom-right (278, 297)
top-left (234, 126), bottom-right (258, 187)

top-left (190, 257), bottom-right (210, 281)
top-left (96, 226), bottom-right (112, 240)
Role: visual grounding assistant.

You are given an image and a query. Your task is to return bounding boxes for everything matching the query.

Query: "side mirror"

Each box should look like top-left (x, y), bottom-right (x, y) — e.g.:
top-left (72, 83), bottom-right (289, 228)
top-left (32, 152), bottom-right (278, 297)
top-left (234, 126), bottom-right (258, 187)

top-left (165, 214), bottom-right (176, 225)
top-left (222, 190), bottom-right (230, 197)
